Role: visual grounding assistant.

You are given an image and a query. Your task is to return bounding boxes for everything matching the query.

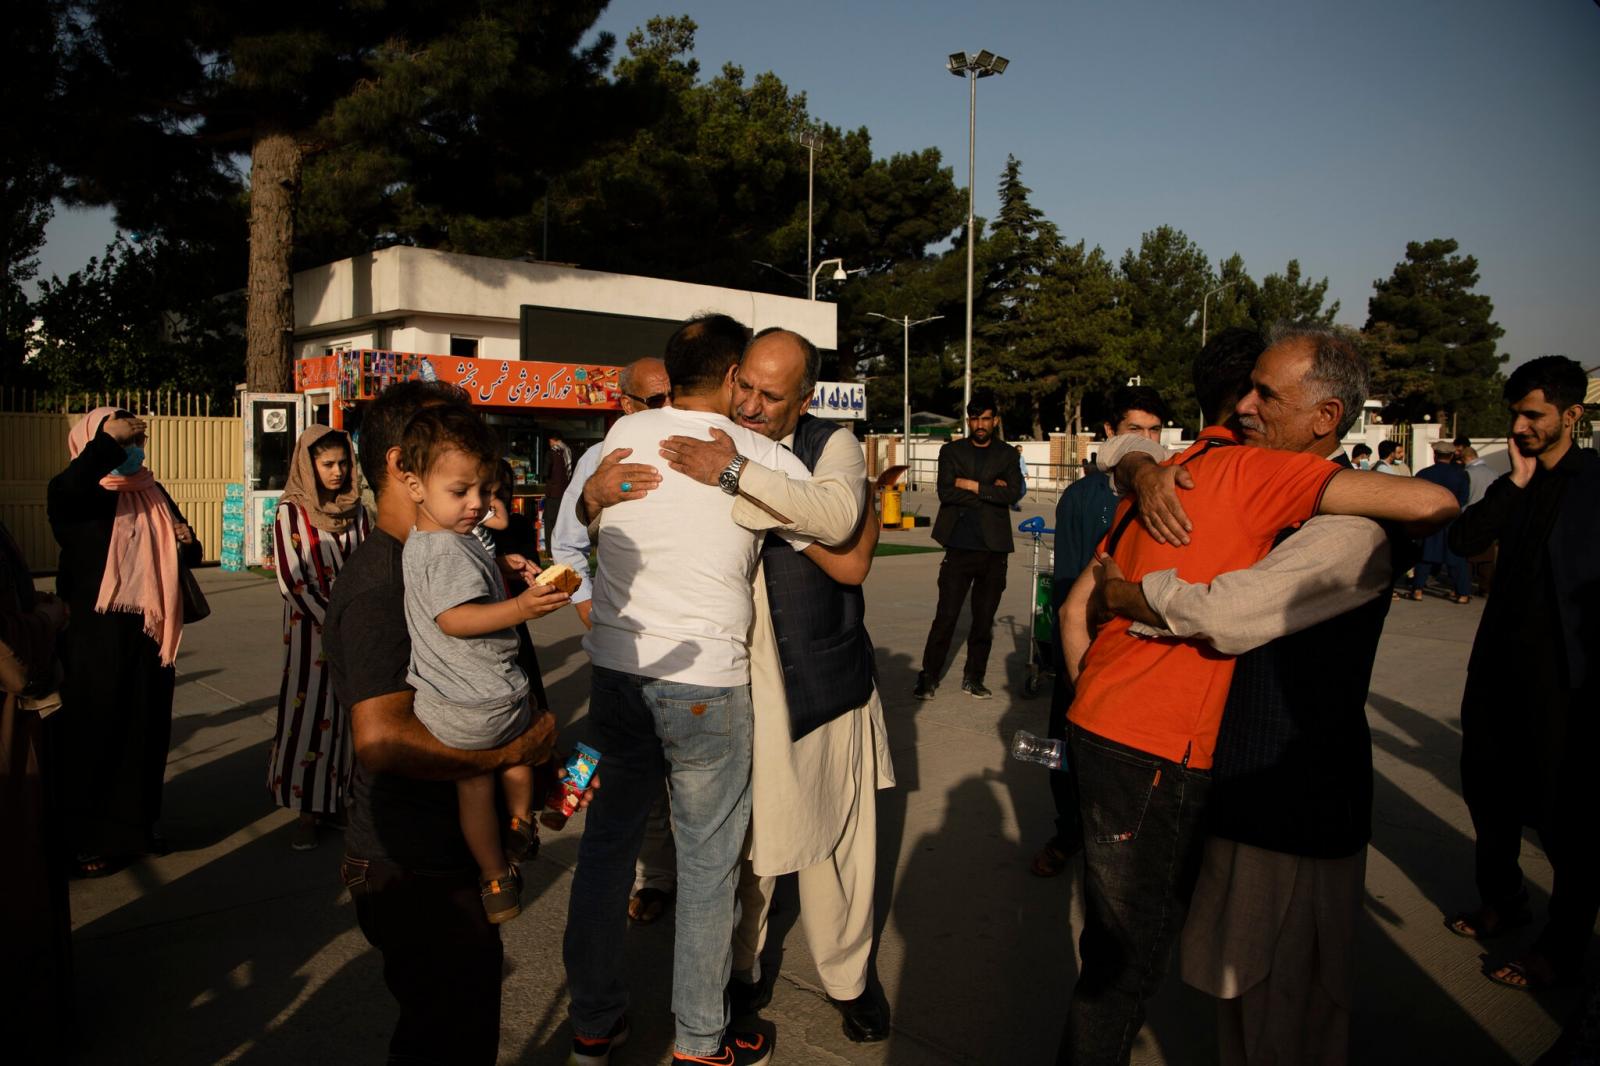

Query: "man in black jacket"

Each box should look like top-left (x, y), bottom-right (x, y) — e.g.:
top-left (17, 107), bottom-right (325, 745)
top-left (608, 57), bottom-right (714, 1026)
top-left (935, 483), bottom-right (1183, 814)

top-left (1446, 355), bottom-right (1599, 993)
top-left (914, 390), bottom-right (1024, 700)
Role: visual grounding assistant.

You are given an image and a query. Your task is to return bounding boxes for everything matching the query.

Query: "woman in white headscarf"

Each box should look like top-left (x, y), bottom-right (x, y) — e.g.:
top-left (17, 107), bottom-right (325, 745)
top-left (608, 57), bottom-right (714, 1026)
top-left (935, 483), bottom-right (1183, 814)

top-left (48, 407), bottom-right (200, 876)
top-left (267, 426), bottom-right (368, 850)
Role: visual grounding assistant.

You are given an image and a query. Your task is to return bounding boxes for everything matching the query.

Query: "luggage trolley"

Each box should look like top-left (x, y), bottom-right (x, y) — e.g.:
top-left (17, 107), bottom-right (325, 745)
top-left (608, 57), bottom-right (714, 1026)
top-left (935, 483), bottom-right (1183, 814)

top-left (1017, 516), bottom-right (1057, 697)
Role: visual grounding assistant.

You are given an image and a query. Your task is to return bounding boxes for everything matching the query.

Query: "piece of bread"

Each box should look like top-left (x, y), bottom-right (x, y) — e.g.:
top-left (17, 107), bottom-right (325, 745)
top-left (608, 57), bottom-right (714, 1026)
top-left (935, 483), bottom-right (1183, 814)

top-left (535, 563), bottom-right (582, 596)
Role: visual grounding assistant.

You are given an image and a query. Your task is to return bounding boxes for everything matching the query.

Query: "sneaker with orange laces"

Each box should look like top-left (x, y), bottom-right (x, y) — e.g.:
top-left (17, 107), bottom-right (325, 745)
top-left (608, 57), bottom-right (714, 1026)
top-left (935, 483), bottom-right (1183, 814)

top-left (480, 866), bottom-right (522, 924)
top-left (568, 1014), bottom-right (629, 1066)
top-left (672, 1031), bottom-right (772, 1066)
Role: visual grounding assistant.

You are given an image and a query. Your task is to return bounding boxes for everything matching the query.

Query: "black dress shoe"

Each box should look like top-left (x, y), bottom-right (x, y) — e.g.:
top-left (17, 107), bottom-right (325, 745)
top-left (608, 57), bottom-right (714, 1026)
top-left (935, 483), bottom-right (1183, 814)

top-left (830, 992), bottom-right (888, 1043)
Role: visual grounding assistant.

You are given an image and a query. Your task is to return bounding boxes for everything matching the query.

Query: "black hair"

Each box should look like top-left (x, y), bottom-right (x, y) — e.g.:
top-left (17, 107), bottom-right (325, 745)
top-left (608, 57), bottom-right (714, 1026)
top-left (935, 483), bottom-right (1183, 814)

top-left (664, 313), bottom-right (752, 395)
top-left (1504, 355), bottom-right (1587, 411)
top-left (309, 431), bottom-right (351, 461)
top-left (966, 389), bottom-right (999, 418)
top-left (1351, 442), bottom-right (1372, 459)
top-left (1193, 326), bottom-right (1266, 425)
top-left (358, 380), bottom-right (472, 491)
top-left (1105, 385), bottom-right (1168, 428)
top-left (749, 327), bottom-right (822, 394)
top-left (1377, 439), bottom-right (1400, 460)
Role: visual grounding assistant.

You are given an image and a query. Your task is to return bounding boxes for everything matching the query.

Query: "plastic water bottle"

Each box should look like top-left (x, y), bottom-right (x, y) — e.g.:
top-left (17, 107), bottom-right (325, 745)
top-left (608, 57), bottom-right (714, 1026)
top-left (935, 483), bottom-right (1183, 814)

top-left (1011, 729), bottom-right (1065, 771)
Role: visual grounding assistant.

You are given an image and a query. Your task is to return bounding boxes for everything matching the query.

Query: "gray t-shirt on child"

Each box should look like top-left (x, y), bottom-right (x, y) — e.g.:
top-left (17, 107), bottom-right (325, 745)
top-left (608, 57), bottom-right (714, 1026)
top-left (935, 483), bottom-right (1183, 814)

top-left (401, 528), bottom-right (530, 750)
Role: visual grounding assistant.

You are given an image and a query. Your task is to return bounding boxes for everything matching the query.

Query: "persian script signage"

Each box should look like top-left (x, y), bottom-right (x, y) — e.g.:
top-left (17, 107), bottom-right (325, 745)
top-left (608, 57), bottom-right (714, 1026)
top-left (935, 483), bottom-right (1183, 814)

top-left (808, 381), bottom-right (866, 420)
top-left (294, 350), bottom-right (623, 411)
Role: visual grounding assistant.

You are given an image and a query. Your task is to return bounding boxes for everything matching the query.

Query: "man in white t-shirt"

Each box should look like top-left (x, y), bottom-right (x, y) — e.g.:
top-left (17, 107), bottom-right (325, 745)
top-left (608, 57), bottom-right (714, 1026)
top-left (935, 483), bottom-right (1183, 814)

top-left (563, 314), bottom-right (804, 1066)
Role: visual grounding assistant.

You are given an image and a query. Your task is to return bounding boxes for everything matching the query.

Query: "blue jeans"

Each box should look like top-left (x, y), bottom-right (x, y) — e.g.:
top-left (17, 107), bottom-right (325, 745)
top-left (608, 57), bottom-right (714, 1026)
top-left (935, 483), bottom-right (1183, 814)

top-left (1059, 726), bottom-right (1212, 1066)
top-left (564, 667), bottom-right (754, 1057)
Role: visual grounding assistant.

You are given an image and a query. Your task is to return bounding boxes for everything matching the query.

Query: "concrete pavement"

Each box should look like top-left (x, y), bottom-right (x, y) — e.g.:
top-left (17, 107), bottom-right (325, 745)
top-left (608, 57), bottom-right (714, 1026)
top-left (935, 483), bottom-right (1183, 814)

top-left (63, 494), bottom-right (1580, 1064)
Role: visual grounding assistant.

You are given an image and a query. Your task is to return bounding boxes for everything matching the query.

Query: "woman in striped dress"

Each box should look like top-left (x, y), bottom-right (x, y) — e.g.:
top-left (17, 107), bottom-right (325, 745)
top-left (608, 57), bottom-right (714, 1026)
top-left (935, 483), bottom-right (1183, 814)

top-left (267, 426), bottom-right (368, 850)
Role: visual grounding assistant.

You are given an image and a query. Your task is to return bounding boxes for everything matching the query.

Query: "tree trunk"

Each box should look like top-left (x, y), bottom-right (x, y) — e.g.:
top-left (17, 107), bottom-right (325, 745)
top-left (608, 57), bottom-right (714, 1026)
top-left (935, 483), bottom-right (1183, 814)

top-left (245, 127), bottom-right (303, 392)
top-left (1030, 390), bottom-right (1043, 439)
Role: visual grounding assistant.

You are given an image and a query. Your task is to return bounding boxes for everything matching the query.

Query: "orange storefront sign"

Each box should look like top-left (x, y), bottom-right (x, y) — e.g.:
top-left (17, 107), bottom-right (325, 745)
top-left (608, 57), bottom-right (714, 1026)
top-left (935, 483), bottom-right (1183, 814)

top-left (294, 349), bottom-right (622, 412)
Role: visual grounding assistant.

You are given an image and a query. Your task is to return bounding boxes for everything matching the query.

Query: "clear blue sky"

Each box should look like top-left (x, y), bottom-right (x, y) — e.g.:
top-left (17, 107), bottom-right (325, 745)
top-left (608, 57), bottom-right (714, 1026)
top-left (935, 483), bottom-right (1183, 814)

top-left (38, 0), bottom-right (1600, 370)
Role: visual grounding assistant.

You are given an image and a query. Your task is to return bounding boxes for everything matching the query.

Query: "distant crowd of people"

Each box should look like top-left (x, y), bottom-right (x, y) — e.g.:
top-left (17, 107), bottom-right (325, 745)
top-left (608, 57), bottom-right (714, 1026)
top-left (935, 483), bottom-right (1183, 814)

top-left (2, 314), bottom-right (1594, 1066)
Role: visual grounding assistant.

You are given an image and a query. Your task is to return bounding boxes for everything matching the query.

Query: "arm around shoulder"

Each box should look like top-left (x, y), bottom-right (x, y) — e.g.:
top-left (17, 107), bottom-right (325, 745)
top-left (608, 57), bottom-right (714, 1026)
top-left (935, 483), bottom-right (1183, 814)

top-left (1318, 468), bottom-right (1459, 536)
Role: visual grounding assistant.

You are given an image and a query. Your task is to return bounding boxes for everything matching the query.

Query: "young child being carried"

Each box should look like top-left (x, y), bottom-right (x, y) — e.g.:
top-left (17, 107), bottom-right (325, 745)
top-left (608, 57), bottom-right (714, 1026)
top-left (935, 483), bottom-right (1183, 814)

top-left (396, 406), bottom-right (570, 922)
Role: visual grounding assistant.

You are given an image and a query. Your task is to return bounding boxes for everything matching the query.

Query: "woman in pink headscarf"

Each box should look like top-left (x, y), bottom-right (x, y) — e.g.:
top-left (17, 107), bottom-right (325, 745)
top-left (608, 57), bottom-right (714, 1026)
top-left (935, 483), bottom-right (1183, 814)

top-left (267, 425), bottom-right (368, 851)
top-left (47, 408), bottom-right (201, 877)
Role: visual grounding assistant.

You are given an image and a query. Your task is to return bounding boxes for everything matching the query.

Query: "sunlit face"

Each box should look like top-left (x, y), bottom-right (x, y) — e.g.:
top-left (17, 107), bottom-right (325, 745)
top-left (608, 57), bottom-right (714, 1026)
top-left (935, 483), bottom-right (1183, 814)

top-left (967, 409), bottom-right (998, 445)
top-left (734, 335), bottom-right (809, 441)
top-left (1235, 340), bottom-right (1336, 453)
top-left (403, 448), bottom-right (496, 534)
top-left (1508, 389), bottom-right (1579, 459)
top-left (1103, 408), bottom-right (1162, 441)
top-left (313, 445), bottom-right (351, 494)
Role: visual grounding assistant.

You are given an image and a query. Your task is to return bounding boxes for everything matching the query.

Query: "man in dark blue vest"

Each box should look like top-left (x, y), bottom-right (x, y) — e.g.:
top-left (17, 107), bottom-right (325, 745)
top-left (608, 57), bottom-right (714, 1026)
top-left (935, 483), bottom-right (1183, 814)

top-left (1092, 324), bottom-right (1397, 1064)
top-left (658, 327), bottom-right (894, 1043)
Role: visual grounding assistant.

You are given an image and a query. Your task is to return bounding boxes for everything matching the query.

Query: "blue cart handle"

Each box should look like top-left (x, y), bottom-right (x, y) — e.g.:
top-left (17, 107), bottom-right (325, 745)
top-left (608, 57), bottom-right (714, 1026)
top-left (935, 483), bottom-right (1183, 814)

top-left (1017, 516), bottom-right (1055, 536)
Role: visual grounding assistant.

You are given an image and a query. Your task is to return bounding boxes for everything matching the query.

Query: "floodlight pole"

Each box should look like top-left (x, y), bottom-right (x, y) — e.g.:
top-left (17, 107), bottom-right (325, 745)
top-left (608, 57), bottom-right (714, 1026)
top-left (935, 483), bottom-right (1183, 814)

top-left (799, 129), bottom-right (822, 287)
top-left (1201, 282), bottom-right (1233, 347)
top-left (869, 311), bottom-right (943, 484)
top-left (964, 71), bottom-right (977, 418)
top-left (948, 50), bottom-right (1007, 417)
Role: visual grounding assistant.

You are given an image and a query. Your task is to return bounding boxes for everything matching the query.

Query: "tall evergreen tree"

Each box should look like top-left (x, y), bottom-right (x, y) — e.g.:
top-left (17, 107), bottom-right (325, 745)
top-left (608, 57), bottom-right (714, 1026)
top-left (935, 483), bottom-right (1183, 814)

top-left (1364, 238), bottom-right (1505, 427)
top-left (1120, 225), bottom-right (1212, 428)
top-left (975, 155), bottom-right (1060, 433)
top-left (1252, 259), bottom-right (1339, 329)
top-left (1032, 241), bottom-right (1135, 436)
top-left (58, 0), bottom-right (624, 391)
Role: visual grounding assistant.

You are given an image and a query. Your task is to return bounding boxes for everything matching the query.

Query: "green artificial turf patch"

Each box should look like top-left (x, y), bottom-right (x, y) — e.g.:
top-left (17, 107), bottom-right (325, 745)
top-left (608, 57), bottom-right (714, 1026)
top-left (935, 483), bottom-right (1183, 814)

top-left (872, 542), bottom-right (943, 557)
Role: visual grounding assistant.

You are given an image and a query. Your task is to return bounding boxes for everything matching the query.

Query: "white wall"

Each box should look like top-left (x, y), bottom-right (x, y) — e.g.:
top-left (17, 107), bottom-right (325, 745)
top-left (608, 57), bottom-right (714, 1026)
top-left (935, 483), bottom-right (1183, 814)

top-left (294, 245), bottom-right (837, 348)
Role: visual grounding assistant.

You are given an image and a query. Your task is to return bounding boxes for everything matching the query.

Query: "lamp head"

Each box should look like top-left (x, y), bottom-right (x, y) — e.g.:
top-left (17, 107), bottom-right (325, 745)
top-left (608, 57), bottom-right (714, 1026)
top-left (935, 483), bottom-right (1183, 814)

top-left (947, 51), bottom-right (970, 75)
top-left (831, 265), bottom-right (847, 281)
top-left (975, 49), bottom-right (996, 68)
top-left (989, 54), bottom-right (1010, 75)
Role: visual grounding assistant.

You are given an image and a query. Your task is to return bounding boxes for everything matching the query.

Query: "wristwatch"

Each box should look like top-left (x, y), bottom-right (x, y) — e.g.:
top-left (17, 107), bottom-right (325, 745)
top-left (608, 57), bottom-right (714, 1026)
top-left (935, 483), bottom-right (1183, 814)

top-left (718, 454), bottom-right (749, 496)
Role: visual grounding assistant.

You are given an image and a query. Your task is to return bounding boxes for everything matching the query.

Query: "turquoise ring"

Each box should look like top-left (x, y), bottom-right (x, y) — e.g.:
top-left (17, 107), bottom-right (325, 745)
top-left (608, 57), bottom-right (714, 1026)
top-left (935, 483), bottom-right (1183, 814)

top-left (620, 481), bottom-right (633, 493)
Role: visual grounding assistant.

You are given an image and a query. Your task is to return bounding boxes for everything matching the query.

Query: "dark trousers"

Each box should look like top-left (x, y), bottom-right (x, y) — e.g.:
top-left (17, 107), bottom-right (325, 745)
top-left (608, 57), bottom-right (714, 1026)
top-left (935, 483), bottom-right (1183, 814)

top-left (920, 548), bottom-right (1008, 682)
top-left (1060, 727), bottom-right (1211, 1066)
top-left (1461, 677), bottom-right (1600, 978)
top-left (1047, 671), bottom-right (1083, 850)
top-left (343, 856), bottom-right (503, 1065)
top-left (1413, 558), bottom-right (1471, 598)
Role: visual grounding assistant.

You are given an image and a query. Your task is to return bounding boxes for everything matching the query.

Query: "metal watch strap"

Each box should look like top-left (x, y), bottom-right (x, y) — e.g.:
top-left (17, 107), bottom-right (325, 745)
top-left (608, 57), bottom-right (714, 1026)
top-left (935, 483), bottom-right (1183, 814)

top-left (719, 454), bottom-right (749, 495)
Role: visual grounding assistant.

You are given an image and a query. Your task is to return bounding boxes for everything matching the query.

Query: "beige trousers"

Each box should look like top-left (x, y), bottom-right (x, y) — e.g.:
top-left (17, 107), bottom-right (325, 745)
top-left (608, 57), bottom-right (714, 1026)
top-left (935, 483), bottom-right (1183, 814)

top-left (1181, 839), bottom-right (1366, 1066)
top-left (731, 766), bottom-right (877, 1000)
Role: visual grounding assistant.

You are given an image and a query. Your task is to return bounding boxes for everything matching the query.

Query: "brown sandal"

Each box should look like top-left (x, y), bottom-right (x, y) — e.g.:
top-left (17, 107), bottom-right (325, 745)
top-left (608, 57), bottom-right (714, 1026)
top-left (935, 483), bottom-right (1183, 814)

top-left (628, 887), bottom-right (671, 924)
top-left (1447, 898), bottom-right (1531, 940)
top-left (1486, 953), bottom-right (1568, 992)
top-left (1030, 839), bottom-right (1071, 878)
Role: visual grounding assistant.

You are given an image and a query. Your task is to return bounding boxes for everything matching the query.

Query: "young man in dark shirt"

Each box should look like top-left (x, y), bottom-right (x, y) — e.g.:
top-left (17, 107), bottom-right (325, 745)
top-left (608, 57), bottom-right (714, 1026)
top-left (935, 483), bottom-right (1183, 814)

top-left (1447, 356), bottom-right (1600, 993)
top-left (913, 390), bottom-right (1025, 701)
top-left (324, 380), bottom-right (565, 1065)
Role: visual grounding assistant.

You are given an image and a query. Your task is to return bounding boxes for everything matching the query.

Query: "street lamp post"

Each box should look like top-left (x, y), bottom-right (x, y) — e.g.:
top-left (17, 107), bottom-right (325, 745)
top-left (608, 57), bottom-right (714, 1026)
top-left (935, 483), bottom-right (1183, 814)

top-left (1201, 282), bottom-right (1234, 347)
top-left (947, 49), bottom-right (1009, 417)
top-left (798, 128), bottom-right (822, 285)
top-left (868, 311), bottom-right (944, 485)
top-left (810, 257), bottom-right (847, 301)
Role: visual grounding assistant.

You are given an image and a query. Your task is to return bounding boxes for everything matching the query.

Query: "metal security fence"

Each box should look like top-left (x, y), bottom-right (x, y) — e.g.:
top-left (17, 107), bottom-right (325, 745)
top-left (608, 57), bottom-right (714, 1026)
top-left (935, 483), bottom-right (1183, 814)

top-left (0, 392), bottom-right (243, 572)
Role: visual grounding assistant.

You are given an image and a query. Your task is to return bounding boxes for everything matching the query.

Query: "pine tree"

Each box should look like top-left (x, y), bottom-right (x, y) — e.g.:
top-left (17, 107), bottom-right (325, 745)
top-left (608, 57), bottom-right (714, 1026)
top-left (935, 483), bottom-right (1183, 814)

top-left (1364, 238), bottom-right (1505, 427)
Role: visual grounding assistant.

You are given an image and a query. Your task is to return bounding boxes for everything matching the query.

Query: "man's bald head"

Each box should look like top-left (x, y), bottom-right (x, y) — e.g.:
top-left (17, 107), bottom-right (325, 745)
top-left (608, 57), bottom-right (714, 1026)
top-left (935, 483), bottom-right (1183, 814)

top-left (734, 328), bottom-right (820, 441)
top-left (619, 357), bottom-right (670, 414)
